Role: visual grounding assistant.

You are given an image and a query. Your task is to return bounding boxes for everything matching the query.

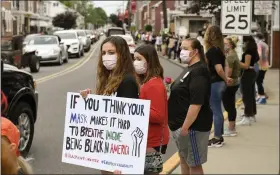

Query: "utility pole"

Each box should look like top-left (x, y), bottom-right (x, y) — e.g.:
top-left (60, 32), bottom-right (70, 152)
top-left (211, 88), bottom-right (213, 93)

top-left (162, 0), bottom-right (168, 29)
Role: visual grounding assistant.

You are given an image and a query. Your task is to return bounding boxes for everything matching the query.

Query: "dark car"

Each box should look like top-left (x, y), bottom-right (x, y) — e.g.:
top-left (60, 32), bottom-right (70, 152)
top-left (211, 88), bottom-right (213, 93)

top-left (1, 35), bottom-right (40, 73)
top-left (106, 27), bottom-right (125, 37)
top-left (1, 60), bottom-right (39, 157)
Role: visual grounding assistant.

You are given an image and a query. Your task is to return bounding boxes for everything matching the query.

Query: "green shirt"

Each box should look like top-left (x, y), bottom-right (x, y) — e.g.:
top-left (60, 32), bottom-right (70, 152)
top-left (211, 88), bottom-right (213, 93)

top-left (226, 50), bottom-right (241, 86)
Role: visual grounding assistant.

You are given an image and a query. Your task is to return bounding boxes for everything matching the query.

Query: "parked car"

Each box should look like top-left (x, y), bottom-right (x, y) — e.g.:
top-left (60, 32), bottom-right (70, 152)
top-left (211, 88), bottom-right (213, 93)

top-left (23, 34), bottom-right (41, 47)
top-left (113, 34), bottom-right (136, 58)
top-left (24, 35), bottom-right (68, 65)
top-left (85, 30), bottom-right (97, 44)
top-left (54, 30), bottom-right (84, 58)
top-left (1, 60), bottom-right (38, 157)
top-left (1, 35), bottom-right (40, 73)
top-left (75, 30), bottom-right (91, 52)
top-left (106, 27), bottom-right (125, 37)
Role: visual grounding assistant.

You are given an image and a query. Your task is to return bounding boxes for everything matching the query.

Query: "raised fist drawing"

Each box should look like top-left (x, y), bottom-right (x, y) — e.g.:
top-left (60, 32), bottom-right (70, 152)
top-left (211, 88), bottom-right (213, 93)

top-left (131, 127), bottom-right (144, 157)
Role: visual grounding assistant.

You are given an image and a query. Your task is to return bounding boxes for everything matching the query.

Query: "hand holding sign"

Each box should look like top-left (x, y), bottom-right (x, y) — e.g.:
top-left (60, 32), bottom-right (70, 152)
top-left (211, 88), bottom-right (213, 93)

top-left (131, 127), bottom-right (144, 157)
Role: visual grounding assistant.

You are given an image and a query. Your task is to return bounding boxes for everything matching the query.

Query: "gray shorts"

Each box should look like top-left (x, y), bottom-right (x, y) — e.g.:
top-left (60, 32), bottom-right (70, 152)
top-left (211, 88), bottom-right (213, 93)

top-left (172, 128), bottom-right (210, 167)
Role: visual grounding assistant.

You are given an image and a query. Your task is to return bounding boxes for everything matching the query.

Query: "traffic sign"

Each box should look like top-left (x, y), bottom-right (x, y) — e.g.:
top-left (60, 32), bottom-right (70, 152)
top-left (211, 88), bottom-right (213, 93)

top-left (254, 1), bottom-right (273, 15)
top-left (221, 0), bottom-right (252, 35)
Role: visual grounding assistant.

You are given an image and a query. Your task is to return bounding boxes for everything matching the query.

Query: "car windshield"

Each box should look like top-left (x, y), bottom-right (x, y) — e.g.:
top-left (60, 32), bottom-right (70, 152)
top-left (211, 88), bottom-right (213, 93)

top-left (29, 37), bottom-right (57, 45)
top-left (23, 35), bottom-right (39, 43)
top-left (78, 31), bottom-right (86, 37)
top-left (1, 40), bottom-right (12, 50)
top-left (85, 31), bottom-right (93, 35)
top-left (109, 29), bottom-right (125, 36)
top-left (55, 33), bottom-right (76, 39)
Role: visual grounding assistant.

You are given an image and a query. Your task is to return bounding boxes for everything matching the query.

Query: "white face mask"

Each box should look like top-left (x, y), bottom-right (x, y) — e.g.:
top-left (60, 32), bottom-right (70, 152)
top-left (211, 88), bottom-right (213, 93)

top-left (102, 54), bottom-right (117, 70)
top-left (180, 49), bottom-right (192, 64)
top-left (133, 60), bottom-right (147, 74)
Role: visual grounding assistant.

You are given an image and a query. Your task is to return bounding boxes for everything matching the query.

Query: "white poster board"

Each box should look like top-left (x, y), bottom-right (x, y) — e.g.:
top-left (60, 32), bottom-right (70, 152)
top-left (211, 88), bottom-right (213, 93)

top-left (62, 92), bottom-right (151, 174)
top-left (254, 1), bottom-right (273, 15)
top-left (221, 0), bottom-right (252, 35)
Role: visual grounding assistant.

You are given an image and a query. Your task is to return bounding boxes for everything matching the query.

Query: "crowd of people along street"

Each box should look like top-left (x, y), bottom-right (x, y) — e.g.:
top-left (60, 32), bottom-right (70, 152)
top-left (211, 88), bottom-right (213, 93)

top-left (2, 23), bottom-right (270, 175)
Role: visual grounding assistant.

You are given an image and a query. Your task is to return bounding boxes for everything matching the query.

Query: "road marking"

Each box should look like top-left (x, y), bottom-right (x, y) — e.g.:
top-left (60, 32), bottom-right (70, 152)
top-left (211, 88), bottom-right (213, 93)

top-left (36, 40), bottom-right (101, 84)
top-left (161, 98), bottom-right (243, 174)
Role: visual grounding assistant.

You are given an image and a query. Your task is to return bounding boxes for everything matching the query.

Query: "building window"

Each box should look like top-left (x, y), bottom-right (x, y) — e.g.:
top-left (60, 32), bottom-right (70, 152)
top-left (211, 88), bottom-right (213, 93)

top-left (184, 0), bottom-right (188, 5)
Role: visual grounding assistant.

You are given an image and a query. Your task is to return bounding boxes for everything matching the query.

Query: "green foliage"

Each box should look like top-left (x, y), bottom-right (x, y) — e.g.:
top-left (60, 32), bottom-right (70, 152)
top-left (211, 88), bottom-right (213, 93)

top-left (52, 11), bottom-right (77, 29)
top-left (109, 14), bottom-right (123, 28)
top-left (59, 1), bottom-right (107, 27)
top-left (145, 25), bottom-right (152, 32)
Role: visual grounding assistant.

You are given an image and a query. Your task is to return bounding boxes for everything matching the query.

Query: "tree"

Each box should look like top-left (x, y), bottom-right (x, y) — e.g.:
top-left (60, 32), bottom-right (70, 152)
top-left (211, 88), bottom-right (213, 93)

top-left (109, 14), bottom-right (123, 28)
top-left (145, 25), bottom-right (152, 32)
top-left (52, 11), bottom-right (77, 29)
top-left (59, 0), bottom-right (74, 8)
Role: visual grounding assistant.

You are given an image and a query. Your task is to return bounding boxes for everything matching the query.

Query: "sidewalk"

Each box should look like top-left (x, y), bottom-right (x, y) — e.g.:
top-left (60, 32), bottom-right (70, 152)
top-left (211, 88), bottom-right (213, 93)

top-left (171, 69), bottom-right (279, 174)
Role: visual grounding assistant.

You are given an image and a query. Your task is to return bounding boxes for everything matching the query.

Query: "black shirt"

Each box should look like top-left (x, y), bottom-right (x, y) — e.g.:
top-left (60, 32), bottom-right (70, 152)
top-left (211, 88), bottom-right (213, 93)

top-left (114, 74), bottom-right (139, 98)
top-left (241, 49), bottom-right (259, 66)
top-left (168, 61), bottom-right (213, 132)
top-left (206, 47), bottom-right (225, 83)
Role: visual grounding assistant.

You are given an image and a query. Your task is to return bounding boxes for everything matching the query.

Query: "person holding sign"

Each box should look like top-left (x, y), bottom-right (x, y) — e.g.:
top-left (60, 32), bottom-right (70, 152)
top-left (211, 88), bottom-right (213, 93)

top-left (80, 36), bottom-right (139, 174)
top-left (133, 44), bottom-right (169, 174)
top-left (222, 36), bottom-right (241, 137)
top-left (168, 38), bottom-right (212, 175)
top-left (204, 26), bottom-right (232, 148)
top-left (237, 36), bottom-right (259, 126)
top-left (80, 36), bottom-right (139, 99)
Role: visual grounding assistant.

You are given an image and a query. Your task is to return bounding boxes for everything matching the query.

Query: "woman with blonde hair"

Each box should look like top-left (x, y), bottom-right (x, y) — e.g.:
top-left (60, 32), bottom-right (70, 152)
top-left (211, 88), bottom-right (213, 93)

top-left (204, 25), bottom-right (232, 148)
top-left (222, 36), bottom-right (241, 136)
top-left (80, 36), bottom-right (139, 174)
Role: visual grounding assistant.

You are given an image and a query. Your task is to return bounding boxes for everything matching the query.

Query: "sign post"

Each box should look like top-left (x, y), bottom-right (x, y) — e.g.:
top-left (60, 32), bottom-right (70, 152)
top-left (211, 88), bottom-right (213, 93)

top-left (62, 93), bottom-right (151, 174)
top-left (221, 0), bottom-right (252, 35)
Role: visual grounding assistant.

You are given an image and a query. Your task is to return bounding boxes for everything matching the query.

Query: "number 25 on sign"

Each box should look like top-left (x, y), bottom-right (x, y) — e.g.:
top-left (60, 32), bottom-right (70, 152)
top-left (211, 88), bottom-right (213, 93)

top-left (221, 0), bottom-right (252, 35)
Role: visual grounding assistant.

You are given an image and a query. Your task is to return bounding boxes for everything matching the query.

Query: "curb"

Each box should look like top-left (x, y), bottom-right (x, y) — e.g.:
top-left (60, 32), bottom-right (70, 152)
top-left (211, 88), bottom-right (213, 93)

top-left (161, 98), bottom-right (243, 174)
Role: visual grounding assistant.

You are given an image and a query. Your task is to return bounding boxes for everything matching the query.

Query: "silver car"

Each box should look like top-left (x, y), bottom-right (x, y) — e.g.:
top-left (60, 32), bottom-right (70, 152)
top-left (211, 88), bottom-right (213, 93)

top-left (76, 30), bottom-right (91, 52)
top-left (24, 35), bottom-right (68, 65)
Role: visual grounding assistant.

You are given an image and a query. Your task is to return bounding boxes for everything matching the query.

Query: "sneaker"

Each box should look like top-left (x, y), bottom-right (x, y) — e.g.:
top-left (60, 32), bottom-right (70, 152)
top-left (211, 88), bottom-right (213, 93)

top-left (238, 114), bottom-right (245, 121)
top-left (250, 116), bottom-right (257, 123)
top-left (223, 129), bottom-right (237, 137)
top-left (208, 137), bottom-right (224, 148)
top-left (236, 117), bottom-right (251, 126)
top-left (257, 97), bottom-right (267, 104)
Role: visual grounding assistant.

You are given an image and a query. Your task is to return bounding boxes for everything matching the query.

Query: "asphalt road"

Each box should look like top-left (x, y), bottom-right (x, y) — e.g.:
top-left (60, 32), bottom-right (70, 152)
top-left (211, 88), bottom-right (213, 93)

top-left (28, 37), bottom-right (184, 174)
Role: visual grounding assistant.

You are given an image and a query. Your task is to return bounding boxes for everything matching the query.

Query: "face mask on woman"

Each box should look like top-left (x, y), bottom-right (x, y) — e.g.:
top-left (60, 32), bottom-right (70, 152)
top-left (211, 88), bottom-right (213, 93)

top-left (224, 45), bottom-right (230, 52)
top-left (180, 49), bottom-right (193, 64)
top-left (102, 54), bottom-right (117, 70)
top-left (133, 60), bottom-right (147, 74)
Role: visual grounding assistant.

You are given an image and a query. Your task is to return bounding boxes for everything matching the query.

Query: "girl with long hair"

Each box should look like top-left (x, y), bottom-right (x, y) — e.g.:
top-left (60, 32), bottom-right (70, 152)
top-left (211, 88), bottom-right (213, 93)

top-left (80, 36), bottom-right (139, 174)
top-left (168, 38), bottom-right (212, 175)
top-left (204, 25), bottom-right (232, 148)
top-left (133, 44), bottom-right (169, 174)
top-left (222, 36), bottom-right (241, 136)
top-left (237, 36), bottom-right (259, 126)
top-left (81, 36), bottom-right (139, 98)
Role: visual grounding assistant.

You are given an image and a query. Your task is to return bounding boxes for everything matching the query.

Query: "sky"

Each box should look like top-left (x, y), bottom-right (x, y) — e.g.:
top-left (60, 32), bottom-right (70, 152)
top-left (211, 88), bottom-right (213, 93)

top-left (92, 1), bottom-right (128, 16)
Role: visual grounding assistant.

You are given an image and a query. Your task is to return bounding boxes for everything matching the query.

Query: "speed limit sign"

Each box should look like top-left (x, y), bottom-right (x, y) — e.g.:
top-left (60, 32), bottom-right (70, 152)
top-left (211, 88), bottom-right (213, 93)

top-left (221, 0), bottom-right (252, 35)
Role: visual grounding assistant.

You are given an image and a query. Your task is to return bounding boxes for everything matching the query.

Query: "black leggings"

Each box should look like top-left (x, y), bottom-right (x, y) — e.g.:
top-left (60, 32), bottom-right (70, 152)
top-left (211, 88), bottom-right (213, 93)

top-left (241, 69), bottom-right (257, 117)
top-left (222, 85), bottom-right (239, 121)
top-left (256, 70), bottom-right (266, 95)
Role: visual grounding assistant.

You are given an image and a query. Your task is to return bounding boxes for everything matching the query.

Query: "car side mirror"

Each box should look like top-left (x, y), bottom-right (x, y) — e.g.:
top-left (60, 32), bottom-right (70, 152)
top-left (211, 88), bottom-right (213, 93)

top-left (60, 42), bottom-right (64, 45)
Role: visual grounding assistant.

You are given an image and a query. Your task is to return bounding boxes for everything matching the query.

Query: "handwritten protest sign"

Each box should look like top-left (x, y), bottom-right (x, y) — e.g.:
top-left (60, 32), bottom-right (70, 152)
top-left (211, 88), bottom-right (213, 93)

top-left (62, 92), bottom-right (150, 174)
